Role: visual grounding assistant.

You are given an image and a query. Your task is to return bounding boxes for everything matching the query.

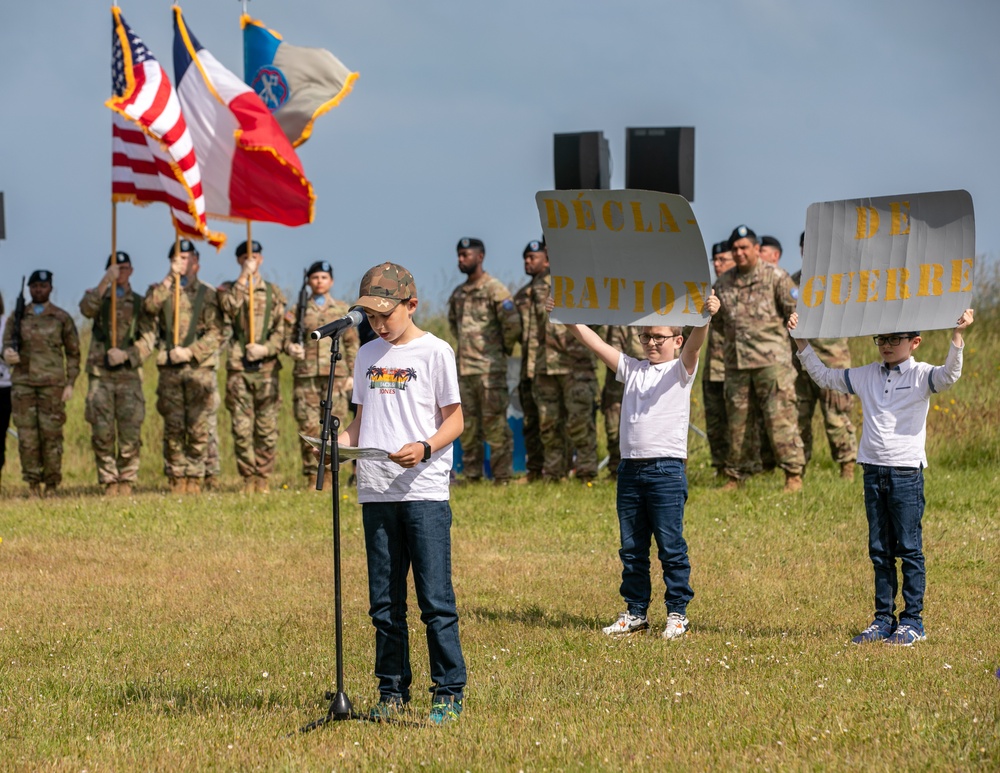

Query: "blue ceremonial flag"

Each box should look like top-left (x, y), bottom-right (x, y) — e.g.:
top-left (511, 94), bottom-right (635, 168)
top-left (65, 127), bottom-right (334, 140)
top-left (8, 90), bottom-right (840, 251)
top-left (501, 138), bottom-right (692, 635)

top-left (242, 14), bottom-right (358, 148)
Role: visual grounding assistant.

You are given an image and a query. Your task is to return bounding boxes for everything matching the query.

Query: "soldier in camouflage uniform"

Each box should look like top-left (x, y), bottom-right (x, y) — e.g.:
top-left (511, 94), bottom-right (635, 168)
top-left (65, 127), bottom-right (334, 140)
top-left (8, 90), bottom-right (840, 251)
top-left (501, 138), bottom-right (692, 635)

top-left (284, 260), bottom-right (359, 485)
top-left (713, 225), bottom-right (805, 492)
top-left (448, 237), bottom-right (522, 484)
top-left (513, 239), bottom-right (549, 482)
top-left (2, 270), bottom-right (80, 497)
top-left (601, 325), bottom-right (645, 479)
top-left (79, 252), bottom-right (155, 495)
top-left (220, 240), bottom-right (287, 493)
top-left (791, 232), bottom-right (857, 479)
top-left (534, 268), bottom-right (599, 483)
top-left (144, 239), bottom-right (223, 494)
top-left (703, 242), bottom-right (735, 476)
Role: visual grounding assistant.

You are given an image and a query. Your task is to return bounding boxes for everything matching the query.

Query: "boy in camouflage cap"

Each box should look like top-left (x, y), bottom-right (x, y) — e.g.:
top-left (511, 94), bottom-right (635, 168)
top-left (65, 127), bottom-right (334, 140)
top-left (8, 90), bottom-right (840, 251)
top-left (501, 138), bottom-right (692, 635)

top-left (340, 261), bottom-right (467, 724)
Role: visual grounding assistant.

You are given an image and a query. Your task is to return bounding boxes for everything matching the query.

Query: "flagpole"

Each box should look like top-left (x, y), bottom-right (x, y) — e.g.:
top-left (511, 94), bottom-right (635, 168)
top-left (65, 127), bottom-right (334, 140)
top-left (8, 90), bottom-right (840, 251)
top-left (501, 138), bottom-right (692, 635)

top-left (247, 220), bottom-right (255, 345)
top-left (173, 232), bottom-right (182, 349)
top-left (110, 202), bottom-right (118, 349)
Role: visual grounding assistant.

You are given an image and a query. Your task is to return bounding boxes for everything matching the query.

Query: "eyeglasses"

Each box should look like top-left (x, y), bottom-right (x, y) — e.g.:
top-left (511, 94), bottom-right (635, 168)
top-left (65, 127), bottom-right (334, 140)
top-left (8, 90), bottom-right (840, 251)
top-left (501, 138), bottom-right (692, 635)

top-left (638, 333), bottom-right (675, 345)
top-left (872, 335), bottom-right (911, 347)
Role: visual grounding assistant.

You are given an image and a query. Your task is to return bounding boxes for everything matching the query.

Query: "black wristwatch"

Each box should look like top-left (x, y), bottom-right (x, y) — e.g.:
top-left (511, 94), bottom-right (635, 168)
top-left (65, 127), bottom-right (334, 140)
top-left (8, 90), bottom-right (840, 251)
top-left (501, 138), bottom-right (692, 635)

top-left (419, 441), bottom-right (432, 463)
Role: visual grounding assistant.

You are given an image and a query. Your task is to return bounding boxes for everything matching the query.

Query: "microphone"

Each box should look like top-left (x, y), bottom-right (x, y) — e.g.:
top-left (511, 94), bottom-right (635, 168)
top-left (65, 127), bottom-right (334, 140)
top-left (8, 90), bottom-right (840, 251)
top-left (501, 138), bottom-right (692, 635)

top-left (311, 307), bottom-right (365, 340)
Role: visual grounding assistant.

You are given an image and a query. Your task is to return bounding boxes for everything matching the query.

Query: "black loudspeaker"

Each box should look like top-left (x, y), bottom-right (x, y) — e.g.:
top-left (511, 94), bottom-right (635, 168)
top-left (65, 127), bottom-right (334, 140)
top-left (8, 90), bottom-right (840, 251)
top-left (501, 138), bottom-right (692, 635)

top-left (554, 131), bottom-right (610, 190)
top-left (625, 127), bottom-right (695, 201)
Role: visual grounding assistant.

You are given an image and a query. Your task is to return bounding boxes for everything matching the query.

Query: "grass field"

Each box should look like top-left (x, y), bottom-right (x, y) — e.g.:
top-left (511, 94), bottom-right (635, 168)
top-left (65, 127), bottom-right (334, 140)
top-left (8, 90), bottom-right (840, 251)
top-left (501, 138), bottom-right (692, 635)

top-left (1, 300), bottom-right (998, 770)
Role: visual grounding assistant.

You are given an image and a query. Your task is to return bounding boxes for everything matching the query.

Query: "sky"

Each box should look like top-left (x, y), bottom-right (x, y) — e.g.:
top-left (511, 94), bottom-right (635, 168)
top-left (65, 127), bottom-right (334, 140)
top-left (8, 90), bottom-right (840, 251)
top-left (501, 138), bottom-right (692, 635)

top-left (1, 0), bottom-right (998, 313)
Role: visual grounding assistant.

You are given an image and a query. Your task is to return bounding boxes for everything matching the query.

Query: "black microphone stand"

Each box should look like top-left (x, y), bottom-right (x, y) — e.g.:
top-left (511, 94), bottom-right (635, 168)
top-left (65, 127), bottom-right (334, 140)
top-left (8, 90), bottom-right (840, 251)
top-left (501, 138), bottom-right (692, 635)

top-left (299, 334), bottom-right (355, 732)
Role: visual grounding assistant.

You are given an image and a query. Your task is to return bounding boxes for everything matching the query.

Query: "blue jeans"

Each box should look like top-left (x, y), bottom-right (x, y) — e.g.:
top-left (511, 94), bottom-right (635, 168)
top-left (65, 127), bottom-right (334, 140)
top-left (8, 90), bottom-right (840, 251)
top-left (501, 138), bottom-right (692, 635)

top-left (615, 458), bottom-right (693, 616)
top-left (362, 500), bottom-right (466, 702)
top-left (862, 465), bottom-right (926, 627)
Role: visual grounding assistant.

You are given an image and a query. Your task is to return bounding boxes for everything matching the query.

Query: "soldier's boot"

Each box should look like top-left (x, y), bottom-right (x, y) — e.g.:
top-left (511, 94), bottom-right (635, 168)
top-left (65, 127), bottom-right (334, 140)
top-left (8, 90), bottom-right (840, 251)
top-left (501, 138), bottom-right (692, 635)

top-left (203, 476), bottom-right (219, 492)
top-left (241, 476), bottom-right (256, 494)
top-left (306, 473), bottom-right (318, 489)
top-left (186, 478), bottom-right (202, 495)
top-left (43, 483), bottom-right (58, 498)
top-left (28, 483), bottom-right (43, 500)
top-left (118, 482), bottom-right (133, 497)
top-left (169, 477), bottom-right (187, 495)
top-left (255, 476), bottom-right (270, 494)
top-left (840, 462), bottom-right (856, 481)
top-left (783, 473), bottom-right (803, 493)
top-left (721, 476), bottom-right (743, 492)
top-left (104, 483), bottom-right (119, 497)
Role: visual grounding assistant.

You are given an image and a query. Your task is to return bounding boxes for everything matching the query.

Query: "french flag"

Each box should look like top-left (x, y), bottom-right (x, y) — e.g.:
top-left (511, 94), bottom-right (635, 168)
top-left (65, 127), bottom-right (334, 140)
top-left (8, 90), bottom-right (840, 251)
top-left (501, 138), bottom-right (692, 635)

top-left (172, 5), bottom-right (314, 226)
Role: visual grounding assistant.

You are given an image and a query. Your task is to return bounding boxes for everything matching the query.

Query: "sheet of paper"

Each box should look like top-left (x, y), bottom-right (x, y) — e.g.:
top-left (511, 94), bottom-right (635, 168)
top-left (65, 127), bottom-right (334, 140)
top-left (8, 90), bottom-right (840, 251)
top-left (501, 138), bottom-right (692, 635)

top-left (299, 434), bottom-right (391, 460)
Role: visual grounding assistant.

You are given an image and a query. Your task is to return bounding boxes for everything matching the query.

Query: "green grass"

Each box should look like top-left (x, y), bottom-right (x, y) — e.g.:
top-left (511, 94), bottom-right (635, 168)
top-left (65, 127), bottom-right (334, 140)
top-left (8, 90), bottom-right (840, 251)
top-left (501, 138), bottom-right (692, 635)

top-left (1, 306), bottom-right (998, 770)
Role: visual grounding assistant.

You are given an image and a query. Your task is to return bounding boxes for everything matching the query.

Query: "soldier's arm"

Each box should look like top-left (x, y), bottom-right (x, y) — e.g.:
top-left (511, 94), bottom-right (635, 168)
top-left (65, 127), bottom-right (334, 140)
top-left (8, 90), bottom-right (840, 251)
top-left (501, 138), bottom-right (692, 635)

top-left (188, 290), bottom-right (222, 364)
top-left (776, 270), bottom-right (798, 323)
top-left (143, 282), bottom-right (170, 314)
top-left (494, 286), bottom-right (522, 356)
top-left (129, 307), bottom-right (158, 366)
top-left (447, 293), bottom-right (459, 341)
top-left (264, 287), bottom-right (287, 358)
top-left (63, 314), bottom-right (81, 385)
top-left (79, 288), bottom-right (104, 319)
top-left (281, 305), bottom-right (298, 353)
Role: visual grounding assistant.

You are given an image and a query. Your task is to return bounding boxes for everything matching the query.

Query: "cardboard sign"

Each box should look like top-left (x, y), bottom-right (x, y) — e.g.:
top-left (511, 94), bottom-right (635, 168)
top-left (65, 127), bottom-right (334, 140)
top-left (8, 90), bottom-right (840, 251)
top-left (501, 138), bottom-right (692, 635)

top-left (794, 190), bottom-right (975, 338)
top-left (535, 189), bottom-right (712, 327)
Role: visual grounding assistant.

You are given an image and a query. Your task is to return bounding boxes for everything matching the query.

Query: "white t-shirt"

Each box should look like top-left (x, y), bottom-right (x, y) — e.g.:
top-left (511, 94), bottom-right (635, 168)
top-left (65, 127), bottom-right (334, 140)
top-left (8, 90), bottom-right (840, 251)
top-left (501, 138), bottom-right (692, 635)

top-left (352, 332), bottom-right (460, 502)
top-left (616, 354), bottom-right (696, 460)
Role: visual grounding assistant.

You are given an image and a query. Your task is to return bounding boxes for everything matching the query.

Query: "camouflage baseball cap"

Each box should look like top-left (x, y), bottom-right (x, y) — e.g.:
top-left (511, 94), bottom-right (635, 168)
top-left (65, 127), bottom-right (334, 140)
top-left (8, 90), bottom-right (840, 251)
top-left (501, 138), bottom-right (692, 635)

top-left (355, 262), bottom-right (417, 312)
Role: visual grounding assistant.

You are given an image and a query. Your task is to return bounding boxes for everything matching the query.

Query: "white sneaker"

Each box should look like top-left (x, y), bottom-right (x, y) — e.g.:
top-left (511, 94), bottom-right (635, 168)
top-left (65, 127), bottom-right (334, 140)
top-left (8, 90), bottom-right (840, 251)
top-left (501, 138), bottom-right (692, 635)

top-left (662, 612), bottom-right (690, 640)
top-left (602, 611), bottom-right (649, 636)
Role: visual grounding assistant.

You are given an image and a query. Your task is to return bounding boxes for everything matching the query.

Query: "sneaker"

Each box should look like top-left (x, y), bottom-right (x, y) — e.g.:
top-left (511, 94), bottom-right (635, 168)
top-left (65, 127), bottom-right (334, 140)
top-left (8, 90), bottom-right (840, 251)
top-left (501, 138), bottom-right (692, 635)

top-left (851, 617), bottom-right (896, 644)
top-left (429, 696), bottom-right (462, 724)
top-left (602, 611), bottom-right (649, 636)
top-left (662, 612), bottom-right (690, 640)
top-left (366, 699), bottom-right (405, 722)
top-left (885, 623), bottom-right (926, 647)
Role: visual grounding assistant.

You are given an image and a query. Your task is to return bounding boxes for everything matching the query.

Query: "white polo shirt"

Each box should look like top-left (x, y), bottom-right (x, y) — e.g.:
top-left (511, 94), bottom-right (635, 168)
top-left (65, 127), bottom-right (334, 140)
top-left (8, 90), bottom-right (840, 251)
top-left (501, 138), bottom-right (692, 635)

top-left (616, 354), bottom-right (696, 460)
top-left (796, 342), bottom-right (964, 468)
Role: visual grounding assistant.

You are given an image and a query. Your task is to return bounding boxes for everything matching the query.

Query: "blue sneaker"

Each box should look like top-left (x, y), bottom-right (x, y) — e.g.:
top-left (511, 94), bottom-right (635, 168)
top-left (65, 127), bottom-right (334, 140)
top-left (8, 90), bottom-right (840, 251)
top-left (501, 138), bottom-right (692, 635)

top-left (366, 699), bottom-right (406, 722)
top-left (851, 618), bottom-right (896, 644)
top-left (885, 623), bottom-right (926, 647)
top-left (429, 696), bottom-right (463, 724)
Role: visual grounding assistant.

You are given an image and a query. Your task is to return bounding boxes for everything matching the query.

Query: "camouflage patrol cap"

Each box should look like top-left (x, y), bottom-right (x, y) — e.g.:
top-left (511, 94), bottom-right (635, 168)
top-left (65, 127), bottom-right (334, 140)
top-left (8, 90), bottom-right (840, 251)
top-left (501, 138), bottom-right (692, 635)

top-left (355, 262), bottom-right (417, 313)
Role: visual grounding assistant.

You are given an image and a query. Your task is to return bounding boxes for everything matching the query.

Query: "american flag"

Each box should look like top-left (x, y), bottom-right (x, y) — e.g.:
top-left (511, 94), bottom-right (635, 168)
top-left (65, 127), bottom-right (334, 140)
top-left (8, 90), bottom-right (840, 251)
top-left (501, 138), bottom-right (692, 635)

top-left (107, 8), bottom-right (224, 248)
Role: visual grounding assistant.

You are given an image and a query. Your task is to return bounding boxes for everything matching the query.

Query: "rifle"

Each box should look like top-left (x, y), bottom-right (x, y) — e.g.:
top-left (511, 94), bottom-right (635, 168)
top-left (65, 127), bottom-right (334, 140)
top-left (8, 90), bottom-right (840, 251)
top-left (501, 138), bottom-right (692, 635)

top-left (294, 270), bottom-right (309, 346)
top-left (9, 276), bottom-right (25, 353)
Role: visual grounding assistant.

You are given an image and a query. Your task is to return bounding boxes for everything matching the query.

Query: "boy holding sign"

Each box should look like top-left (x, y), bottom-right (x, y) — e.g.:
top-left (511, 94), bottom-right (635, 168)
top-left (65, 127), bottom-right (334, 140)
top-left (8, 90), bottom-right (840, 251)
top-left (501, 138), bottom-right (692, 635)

top-left (550, 292), bottom-right (720, 639)
top-left (788, 309), bottom-right (974, 645)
